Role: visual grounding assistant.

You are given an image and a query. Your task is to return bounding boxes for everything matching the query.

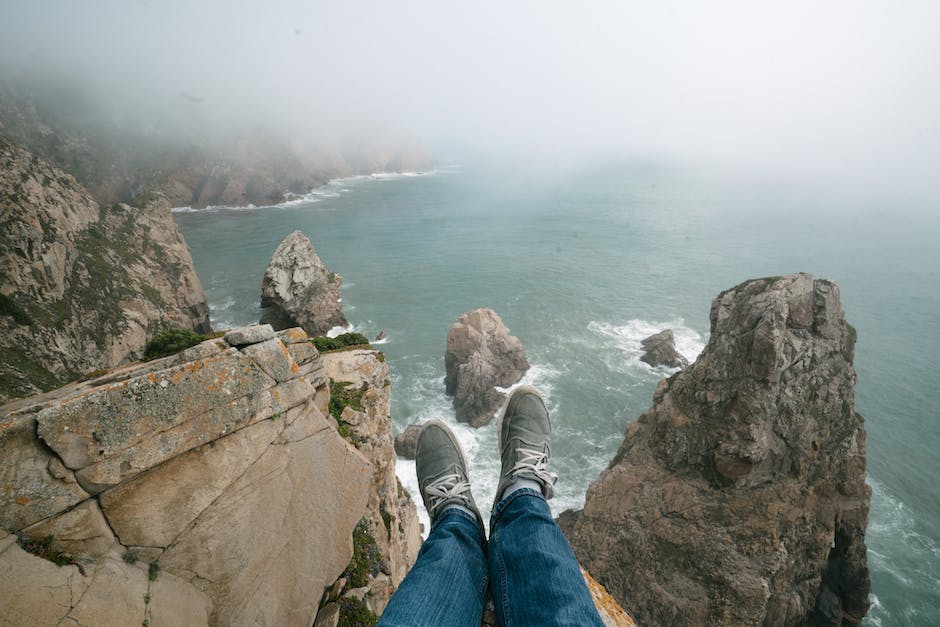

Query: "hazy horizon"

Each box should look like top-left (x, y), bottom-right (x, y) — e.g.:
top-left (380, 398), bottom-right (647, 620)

top-left (2, 1), bottom-right (939, 203)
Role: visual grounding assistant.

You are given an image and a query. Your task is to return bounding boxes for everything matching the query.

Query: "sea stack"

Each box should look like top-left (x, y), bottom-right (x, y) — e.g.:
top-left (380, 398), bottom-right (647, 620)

top-left (639, 329), bottom-right (689, 369)
top-left (444, 308), bottom-right (529, 427)
top-left (562, 274), bottom-right (870, 626)
top-left (260, 230), bottom-right (348, 336)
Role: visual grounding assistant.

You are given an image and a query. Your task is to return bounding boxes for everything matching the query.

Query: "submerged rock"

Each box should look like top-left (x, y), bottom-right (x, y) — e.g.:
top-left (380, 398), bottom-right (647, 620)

top-left (563, 274), bottom-right (870, 626)
top-left (394, 424), bottom-right (423, 459)
top-left (640, 329), bottom-right (689, 369)
top-left (260, 230), bottom-right (348, 336)
top-left (444, 308), bottom-right (529, 427)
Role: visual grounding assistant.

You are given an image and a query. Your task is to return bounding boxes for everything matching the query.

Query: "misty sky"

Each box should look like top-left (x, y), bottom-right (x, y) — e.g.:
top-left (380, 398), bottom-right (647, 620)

top-left (2, 1), bottom-right (939, 196)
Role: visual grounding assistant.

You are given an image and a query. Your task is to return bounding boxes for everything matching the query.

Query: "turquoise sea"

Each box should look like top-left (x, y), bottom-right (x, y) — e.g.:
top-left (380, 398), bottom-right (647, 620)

top-left (174, 162), bottom-right (939, 626)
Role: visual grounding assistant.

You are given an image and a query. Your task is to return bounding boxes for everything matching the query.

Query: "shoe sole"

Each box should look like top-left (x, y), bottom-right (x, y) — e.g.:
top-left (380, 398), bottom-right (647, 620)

top-left (496, 384), bottom-right (550, 454)
top-left (418, 419), bottom-right (471, 474)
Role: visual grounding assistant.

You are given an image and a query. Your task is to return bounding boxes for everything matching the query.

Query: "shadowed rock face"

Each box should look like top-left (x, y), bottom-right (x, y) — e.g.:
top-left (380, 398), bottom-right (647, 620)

top-left (260, 230), bottom-right (347, 336)
top-left (444, 308), bottom-right (529, 427)
top-left (563, 274), bottom-right (870, 626)
top-left (0, 135), bottom-right (210, 403)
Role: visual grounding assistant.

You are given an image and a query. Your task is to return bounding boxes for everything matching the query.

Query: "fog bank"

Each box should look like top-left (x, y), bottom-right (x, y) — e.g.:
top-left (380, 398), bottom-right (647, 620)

top-left (2, 1), bottom-right (938, 198)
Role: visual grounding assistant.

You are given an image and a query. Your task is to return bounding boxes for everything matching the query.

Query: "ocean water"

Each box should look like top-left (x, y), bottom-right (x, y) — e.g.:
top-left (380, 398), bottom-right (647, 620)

top-left (173, 163), bottom-right (940, 626)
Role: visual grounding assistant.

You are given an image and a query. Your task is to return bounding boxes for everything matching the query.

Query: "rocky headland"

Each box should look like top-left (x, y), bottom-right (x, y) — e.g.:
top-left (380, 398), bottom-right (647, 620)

top-left (260, 230), bottom-right (348, 336)
top-left (0, 80), bottom-right (433, 209)
top-left (0, 324), bottom-right (420, 626)
top-left (444, 308), bottom-right (529, 427)
top-left (560, 274), bottom-right (870, 626)
top-left (0, 135), bottom-right (210, 403)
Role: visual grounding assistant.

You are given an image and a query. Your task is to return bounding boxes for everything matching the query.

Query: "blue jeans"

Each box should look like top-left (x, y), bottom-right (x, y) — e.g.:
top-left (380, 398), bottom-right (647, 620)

top-left (379, 488), bottom-right (604, 626)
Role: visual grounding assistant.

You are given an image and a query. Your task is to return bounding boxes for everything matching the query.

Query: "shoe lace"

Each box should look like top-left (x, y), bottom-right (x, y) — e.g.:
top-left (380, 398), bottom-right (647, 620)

top-left (511, 446), bottom-right (558, 494)
top-left (424, 472), bottom-right (473, 513)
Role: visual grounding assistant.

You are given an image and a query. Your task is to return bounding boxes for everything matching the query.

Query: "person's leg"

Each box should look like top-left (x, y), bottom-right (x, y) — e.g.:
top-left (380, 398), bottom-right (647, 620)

top-left (487, 386), bottom-right (603, 626)
top-left (379, 420), bottom-right (487, 627)
top-left (379, 507), bottom-right (487, 626)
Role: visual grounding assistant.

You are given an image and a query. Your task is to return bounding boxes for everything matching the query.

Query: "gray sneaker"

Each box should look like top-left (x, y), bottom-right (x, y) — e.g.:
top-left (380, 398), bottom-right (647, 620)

top-left (494, 385), bottom-right (558, 507)
top-left (416, 420), bottom-right (482, 526)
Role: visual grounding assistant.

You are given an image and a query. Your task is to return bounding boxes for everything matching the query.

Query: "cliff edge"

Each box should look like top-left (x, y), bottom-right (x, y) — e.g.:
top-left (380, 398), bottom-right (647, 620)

top-left (562, 274), bottom-right (870, 626)
top-left (0, 324), bottom-right (419, 626)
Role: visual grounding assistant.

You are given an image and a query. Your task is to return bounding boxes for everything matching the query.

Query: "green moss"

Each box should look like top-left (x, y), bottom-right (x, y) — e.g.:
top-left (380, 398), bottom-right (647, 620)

top-left (337, 596), bottom-right (377, 627)
top-left (0, 293), bottom-right (32, 326)
top-left (343, 519), bottom-right (382, 590)
top-left (143, 328), bottom-right (207, 360)
top-left (16, 535), bottom-right (75, 567)
top-left (329, 380), bottom-right (365, 421)
top-left (311, 333), bottom-right (371, 353)
top-left (329, 379), bottom-right (365, 445)
top-left (380, 506), bottom-right (392, 537)
top-left (148, 562), bottom-right (160, 581)
top-left (128, 190), bottom-right (162, 209)
top-left (123, 549), bottom-right (139, 564)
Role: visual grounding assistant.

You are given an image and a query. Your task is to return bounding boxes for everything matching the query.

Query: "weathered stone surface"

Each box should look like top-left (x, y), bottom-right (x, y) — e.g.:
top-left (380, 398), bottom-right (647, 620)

top-left (277, 327), bottom-right (310, 345)
top-left (160, 423), bottom-right (372, 626)
top-left (639, 329), bottom-right (689, 369)
top-left (225, 324), bottom-right (277, 347)
top-left (99, 418), bottom-right (285, 547)
top-left (287, 340), bottom-right (319, 366)
top-left (0, 416), bottom-right (89, 531)
top-left (35, 351), bottom-right (274, 473)
top-left (582, 567), bottom-right (637, 627)
top-left (21, 498), bottom-right (117, 557)
top-left (0, 533), bottom-right (90, 625)
top-left (147, 566), bottom-right (213, 627)
top-left (63, 556), bottom-right (150, 626)
top-left (243, 337), bottom-right (300, 382)
top-left (313, 602), bottom-right (340, 627)
top-left (260, 230), bottom-right (348, 335)
top-left (565, 274), bottom-right (870, 626)
top-left (0, 135), bottom-right (210, 403)
top-left (394, 424), bottom-right (423, 459)
top-left (444, 308), bottom-right (529, 427)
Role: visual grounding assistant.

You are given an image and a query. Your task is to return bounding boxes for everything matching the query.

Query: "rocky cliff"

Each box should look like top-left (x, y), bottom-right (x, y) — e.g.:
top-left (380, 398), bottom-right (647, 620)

top-left (562, 274), bottom-right (870, 626)
top-left (444, 308), bottom-right (529, 427)
top-left (0, 135), bottom-right (210, 403)
top-left (0, 324), bottom-right (419, 626)
top-left (260, 230), bottom-right (348, 336)
top-left (0, 80), bottom-right (433, 208)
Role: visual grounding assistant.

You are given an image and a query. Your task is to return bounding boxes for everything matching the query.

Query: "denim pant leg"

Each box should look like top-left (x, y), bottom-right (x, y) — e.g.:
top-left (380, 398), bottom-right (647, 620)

top-left (488, 488), bottom-right (604, 627)
top-left (379, 508), bottom-right (488, 627)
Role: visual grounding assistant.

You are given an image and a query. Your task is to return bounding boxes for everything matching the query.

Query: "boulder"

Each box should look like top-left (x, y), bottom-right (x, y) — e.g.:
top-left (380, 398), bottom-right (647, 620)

top-left (639, 329), bottom-right (689, 368)
top-left (564, 274), bottom-right (870, 626)
top-left (394, 424), bottom-right (423, 459)
top-left (444, 309), bottom-right (529, 427)
top-left (260, 230), bottom-right (348, 336)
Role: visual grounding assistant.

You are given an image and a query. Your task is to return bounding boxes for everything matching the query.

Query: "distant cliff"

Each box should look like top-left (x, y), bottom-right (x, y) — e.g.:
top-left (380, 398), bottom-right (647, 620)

top-left (0, 81), bottom-right (432, 208)
top-left (0, 324), bottom-right (420, 626)
top-left (561, 274), bottom-right (870, 626)
top-left (0, 135), bottom-right (210, 402)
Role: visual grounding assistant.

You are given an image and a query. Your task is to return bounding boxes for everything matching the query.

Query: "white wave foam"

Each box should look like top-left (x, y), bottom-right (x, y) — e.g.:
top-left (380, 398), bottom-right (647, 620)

top-left (588, 318), bottom-right (705, 373)
top-left (326, 324), bottom-right (354, 338)
top-left (393, 360), bottom-right (562, 537)
top-left (172, 169), bottom-right (440, 213)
